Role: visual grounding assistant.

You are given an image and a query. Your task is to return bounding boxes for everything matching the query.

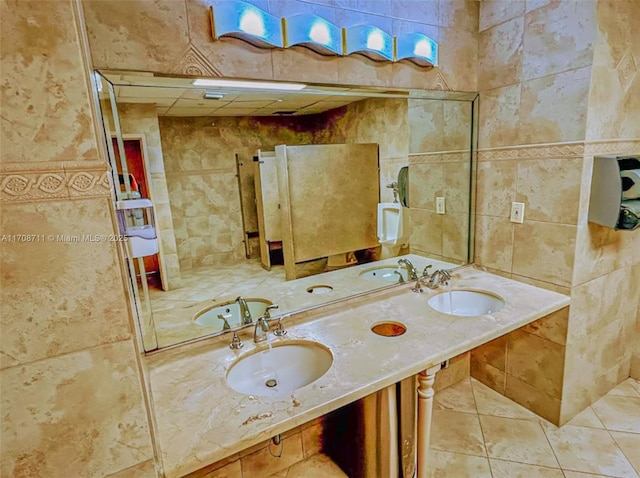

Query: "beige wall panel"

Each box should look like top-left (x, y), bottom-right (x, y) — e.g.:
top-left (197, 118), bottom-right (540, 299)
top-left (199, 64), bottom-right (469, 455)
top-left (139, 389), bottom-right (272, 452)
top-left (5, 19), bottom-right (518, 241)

top-left (283, 144), bottom-right (379, 263)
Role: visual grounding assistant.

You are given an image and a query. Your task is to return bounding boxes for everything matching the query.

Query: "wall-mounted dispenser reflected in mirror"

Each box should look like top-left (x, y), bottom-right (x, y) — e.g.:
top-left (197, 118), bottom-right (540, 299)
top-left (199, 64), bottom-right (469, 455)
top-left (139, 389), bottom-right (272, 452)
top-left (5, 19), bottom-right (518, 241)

top-left (116, 199), bottom-right (158, 258)
top-left (589, 155), bottom-right (640, 231)
top-left (94, 71), bottom-right (478, 351)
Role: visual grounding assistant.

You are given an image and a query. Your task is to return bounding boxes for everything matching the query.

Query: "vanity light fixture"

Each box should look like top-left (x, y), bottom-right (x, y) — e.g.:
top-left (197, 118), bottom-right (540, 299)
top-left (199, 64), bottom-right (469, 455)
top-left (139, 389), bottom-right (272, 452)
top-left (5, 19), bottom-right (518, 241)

top-left (208, 1), bottom-right (440, 67)
top-left (343, 25), bottom-right (394, 61)
top-left (283, 14), bottom-right (343, 55)
top-left (202, 92), bottom-right (225, 100)
top-left (193, 79), bottom-right (307, 91)
top-left (210, 0), bottom-right (283, 48)
top-left (395, 33), bottom-right (438, 67)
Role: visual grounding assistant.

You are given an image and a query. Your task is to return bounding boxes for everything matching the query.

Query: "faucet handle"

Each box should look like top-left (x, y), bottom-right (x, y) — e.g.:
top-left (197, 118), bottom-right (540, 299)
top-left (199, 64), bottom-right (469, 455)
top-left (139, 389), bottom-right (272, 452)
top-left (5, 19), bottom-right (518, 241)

top-left (422, 264), bottom-right (433, 277)
top-left (263, 304), bottom-right (279, 319)
top-left (393, 271), bottom-right (405, 283)
top-left (229, 332), bottom-right (244, 349)
top-left (273, 315), bottom-right (288, 337)
top-left (217, 313), bottom-right (232, 330)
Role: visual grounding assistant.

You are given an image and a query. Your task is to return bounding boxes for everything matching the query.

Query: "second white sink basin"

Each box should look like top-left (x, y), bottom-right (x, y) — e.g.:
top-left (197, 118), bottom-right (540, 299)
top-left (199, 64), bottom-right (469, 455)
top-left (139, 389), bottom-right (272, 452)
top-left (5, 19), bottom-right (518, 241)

top-left (428, 290), bottom-right (505, 316)
top-left (226, 341), bottom-right (333, 397)
top-left (359, 267), bottom-right (408, 283)
top-left (194, 298), bottom-right (272, 329)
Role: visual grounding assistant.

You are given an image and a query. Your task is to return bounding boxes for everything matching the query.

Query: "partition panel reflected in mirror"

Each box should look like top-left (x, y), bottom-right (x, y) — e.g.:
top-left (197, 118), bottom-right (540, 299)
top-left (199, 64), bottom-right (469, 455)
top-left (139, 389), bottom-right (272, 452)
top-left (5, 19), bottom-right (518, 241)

top-left (96, 71), bottom-right (478, 351)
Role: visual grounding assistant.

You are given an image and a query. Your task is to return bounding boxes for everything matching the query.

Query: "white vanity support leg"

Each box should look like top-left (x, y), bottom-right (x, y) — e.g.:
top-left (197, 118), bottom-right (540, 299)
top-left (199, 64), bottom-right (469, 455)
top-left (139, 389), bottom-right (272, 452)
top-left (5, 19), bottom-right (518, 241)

top-left (416, 364), bottom-right (441, 478)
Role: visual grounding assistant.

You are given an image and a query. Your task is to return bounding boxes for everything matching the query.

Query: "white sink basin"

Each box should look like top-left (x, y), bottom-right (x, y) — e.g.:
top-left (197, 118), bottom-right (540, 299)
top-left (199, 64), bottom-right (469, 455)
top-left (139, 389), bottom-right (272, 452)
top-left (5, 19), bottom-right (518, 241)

top-left (194, 298), bottom-right (272, 329)
top-left (428, 290), bottom-right (505, 316)
top-left (226, 341), bottom-right (333, 397)
top-left (359, 267), bottom-right (408, 283)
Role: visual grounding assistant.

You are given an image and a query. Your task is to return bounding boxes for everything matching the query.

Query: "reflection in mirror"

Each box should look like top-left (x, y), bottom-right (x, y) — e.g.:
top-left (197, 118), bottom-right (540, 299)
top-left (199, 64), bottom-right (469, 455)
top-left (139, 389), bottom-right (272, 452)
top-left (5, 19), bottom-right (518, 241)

top-left (95, 71), bottom-right (478, 351)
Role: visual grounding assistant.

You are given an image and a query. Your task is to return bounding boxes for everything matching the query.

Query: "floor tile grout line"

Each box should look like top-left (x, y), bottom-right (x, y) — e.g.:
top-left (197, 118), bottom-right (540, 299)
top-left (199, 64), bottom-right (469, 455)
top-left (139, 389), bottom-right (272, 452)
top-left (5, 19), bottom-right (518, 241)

top-left (489, 457), bottom-right (564, 471)
top-left (471, 381), bottom-right (491, 461)
top-left (538, 415), bottom-right (563, 470)
top-left (604, 428), bottom-right (640, 477)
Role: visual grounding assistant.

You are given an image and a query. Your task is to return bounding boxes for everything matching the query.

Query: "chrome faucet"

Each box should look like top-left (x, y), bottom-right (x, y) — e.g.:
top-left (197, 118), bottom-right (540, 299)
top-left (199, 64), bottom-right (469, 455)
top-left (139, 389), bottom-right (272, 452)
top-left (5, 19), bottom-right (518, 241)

top-left (398, 258), bottom-right (419, 280)
top-left (411, 265), bottom-right (433, 293)
top-left (426, 269), bottom-right (451, 289)
top-left (253, 305), bottom-right (279, 343)
top-left (236, 296), bottom-right (252, 325)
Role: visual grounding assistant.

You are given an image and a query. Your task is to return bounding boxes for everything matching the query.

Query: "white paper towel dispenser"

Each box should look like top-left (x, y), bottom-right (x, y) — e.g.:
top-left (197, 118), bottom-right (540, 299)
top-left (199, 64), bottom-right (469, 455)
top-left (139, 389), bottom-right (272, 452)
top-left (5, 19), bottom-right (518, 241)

top-left (116, 198), bottom-right (159, 257)
top-left (588, 155), bottom-right (640, 230)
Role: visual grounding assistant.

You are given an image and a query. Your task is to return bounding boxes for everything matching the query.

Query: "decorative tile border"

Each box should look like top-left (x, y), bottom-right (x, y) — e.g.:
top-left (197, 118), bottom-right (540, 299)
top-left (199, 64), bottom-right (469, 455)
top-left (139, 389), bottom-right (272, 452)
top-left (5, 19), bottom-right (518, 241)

top-left (478, 142), bottom-right (585, 162)
top-left (584, 139), bottom-right (640, 156)
top-left (476, 140), bottom-right (640, 162)
top-left (0, 165), bottom-right (112, 204)
top-left (409, 150), bottom-right (471, 163)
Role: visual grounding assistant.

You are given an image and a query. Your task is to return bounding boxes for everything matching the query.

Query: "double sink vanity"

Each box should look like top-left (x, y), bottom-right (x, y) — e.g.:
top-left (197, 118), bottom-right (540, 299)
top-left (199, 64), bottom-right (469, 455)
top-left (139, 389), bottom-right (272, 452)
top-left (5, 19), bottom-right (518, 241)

top-left (145, 255), bottom-right (570, 478)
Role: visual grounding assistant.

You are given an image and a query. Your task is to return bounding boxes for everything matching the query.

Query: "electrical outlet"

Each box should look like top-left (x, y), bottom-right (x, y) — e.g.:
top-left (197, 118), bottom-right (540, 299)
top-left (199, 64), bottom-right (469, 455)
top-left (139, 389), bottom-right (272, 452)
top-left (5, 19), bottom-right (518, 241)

top-left (436, 197), bottom-right (445, 214)
top-left (510, 202), bottom-right (525, 223)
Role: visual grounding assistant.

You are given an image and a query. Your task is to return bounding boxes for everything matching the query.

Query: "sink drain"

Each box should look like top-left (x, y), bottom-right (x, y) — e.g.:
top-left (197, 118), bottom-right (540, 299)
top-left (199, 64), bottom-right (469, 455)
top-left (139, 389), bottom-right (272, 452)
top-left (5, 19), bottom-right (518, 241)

top-left (371, 321), bottom-right (407, 337)
top-left (265, 379), bottom-right (278, 388)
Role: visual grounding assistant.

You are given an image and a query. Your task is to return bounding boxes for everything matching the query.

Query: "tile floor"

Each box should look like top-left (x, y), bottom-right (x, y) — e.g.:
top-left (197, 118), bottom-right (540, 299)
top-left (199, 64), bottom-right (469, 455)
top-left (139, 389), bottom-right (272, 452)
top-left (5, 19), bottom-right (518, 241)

top-left (429, 377), bottom-right (640, 478)
top-left (272, 377), bottom-right (640, 478)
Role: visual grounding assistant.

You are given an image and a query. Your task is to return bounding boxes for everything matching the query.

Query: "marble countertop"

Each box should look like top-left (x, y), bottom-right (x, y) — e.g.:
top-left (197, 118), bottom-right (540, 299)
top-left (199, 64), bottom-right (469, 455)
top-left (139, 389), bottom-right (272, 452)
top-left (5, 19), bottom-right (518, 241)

top-left (145, 266), bottom-right (570, 478)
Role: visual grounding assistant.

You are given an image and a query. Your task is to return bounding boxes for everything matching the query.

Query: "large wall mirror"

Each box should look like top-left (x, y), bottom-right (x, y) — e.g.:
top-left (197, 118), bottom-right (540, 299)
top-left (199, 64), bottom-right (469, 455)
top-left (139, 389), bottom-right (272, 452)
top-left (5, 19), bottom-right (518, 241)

top-left (96, 71), bottom-right (478, 351)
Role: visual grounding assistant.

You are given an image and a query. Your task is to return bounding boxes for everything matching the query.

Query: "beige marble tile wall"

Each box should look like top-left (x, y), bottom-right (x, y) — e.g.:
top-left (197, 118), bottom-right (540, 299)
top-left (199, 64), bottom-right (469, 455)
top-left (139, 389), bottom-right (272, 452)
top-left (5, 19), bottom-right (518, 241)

top-left (471, 307), bottom-right (569, 423)
top-left (334, 97), bottom-right (409, 204)
top-left (558, 0), bottom-right (640, 421)
top-left (156, 113), bottom-right (341, 271)
top-left (574, 0), bottom-right (640, 387)
top-left (106, 102), bottom-right (182, 289)
top-left (408, 99), bottom-right (472, 264)
top-left (82, 0), bottom-right (478, 92)
top-left (633, 303), bottom-right (640, 379)
top-left (0, 1), bottom-right (155, 476)
top-left (474, 0), bottom-right (640, 425)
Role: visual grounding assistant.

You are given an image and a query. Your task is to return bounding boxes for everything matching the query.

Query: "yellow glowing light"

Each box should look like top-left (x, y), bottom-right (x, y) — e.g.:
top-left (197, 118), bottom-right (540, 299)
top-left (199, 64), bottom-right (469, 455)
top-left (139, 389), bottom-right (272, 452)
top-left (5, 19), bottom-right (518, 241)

top-left (366, 30), bottom-right (385, 51)
top-left (309, 21), bottom-right (331, 45)
top-left (413, 39), bottom-right (433, 57)
top-left (239, 10), bottom-right (265, 36)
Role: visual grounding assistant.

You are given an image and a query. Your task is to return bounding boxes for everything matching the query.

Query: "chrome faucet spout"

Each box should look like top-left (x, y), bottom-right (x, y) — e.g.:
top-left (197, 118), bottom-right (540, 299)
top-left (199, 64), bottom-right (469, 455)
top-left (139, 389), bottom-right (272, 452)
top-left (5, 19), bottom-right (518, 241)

top-left (253, 316), bottom-right (270, 343)
top-left (398, 258), bottom-right (419, 280)
top-left (254, 304), bottom-right (279, 343)
top-left (426, 269), bottom-right (452, 289)
top-left (236, 296), bottom-right (252, 325)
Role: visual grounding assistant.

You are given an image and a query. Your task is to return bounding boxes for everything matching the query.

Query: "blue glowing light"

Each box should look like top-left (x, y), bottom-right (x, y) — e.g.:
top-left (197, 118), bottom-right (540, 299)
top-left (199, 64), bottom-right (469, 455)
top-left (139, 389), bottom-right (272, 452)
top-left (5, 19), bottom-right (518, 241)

top-left (284, 14), bottom-right (342, 55)
top-left (395, 33), bottom-right (438, 66)
top-left (344, 25), bottom-right (394, 61)
top-left (210, 1), bottom-right (283, 48)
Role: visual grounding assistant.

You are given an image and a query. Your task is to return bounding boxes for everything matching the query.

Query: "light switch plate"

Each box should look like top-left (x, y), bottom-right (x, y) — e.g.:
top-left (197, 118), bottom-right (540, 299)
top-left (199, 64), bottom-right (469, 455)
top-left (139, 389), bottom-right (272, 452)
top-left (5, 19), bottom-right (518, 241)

top-left (436, 197), bottom-right (445, 214)
top-left (510, 202), bottom-right (525, 223)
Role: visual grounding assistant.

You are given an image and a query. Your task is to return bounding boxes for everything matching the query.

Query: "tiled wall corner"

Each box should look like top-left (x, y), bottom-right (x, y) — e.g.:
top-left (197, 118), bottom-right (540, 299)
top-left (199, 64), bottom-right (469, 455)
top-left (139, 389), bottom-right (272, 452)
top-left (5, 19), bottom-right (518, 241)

top-left (1, 1), bottom-right (155, 476)
top-left (109, 103), bottom-right (182, 289)
top-left (435, 351), bottom-right (471, 392)
top-left (560, 264), bottom-right (640, 423)
top-left (471, 306), bottom-right (569, 425)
